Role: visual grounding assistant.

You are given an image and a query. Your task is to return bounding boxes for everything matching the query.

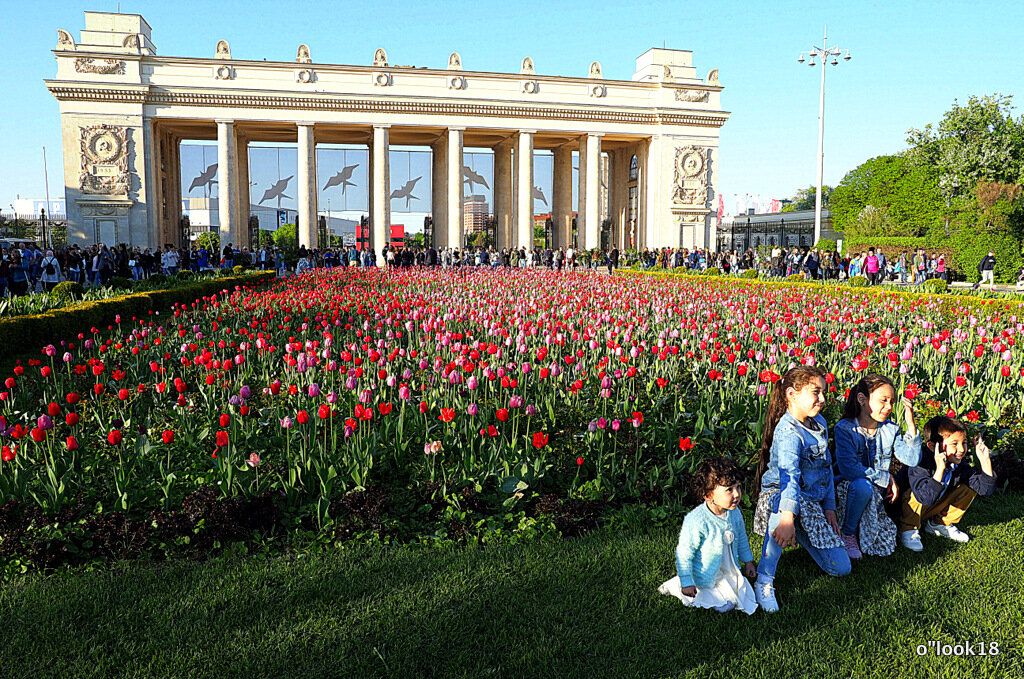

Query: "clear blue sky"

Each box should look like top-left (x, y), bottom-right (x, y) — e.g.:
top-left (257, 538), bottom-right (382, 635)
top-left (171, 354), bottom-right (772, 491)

top-left (2, 0), bottom-right (1022, 213)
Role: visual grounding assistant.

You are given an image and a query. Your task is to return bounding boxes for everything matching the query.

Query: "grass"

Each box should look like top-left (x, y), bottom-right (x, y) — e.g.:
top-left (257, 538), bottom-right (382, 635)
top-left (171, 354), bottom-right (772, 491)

top-left (1, 494), bottom-right (1023, 679)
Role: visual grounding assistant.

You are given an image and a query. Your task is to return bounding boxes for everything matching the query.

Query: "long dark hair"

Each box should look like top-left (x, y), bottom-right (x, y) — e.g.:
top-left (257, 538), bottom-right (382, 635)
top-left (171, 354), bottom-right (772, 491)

top-left (756, 365), bottom-right (825, 489)
top-left (842, 373), bottom-right (895, 421)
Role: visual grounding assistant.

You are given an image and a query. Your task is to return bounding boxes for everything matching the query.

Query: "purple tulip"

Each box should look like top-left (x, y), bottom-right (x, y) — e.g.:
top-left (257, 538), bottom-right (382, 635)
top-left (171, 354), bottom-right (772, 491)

top-left (239, 385), bottom-right (252, 399)
top-left (588, 420), bottom-right (598, 433)
top-left (525, 404), bottom-right (537, 416)
top-left (37, 414), bottom-right (53, 431)
top-left (281, 416), bottom-right (294, 429)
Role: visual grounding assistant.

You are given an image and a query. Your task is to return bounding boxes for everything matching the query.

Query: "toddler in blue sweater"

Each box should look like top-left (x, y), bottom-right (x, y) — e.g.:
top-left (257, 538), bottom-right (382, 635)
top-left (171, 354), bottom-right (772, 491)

top-left (659, 457), bottom-right (758, 615)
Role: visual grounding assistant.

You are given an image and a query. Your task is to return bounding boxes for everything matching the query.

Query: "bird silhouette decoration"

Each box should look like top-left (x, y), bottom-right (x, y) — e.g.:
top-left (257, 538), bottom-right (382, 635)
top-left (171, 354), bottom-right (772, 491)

top-left (533, 186), bottom-right (548, 206)
top-left (462, 166), bottom-right (490, 193)
top-left (390, 176), bottom-right (422, 209)
top-left (323, 164), bottom-right (359, 194)
top-left (259, 176), bottom-right (294, 207)
top-left (188, 164), bottom-right (218, 194)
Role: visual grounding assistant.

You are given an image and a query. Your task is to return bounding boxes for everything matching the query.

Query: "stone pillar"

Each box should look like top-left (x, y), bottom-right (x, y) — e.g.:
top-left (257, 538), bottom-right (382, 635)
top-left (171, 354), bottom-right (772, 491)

top-left (167, 133), bottom-right (182, 247)
top-left (446, 128), bottom-right (464, 250)
top-left (431, 133), bottom-right (449, 249)
top-left (493, 140), bottom-right (512, 250)
top-left (235, 131), bottom-right (250, 246)
top-left (216, 120), bottom-right (239, 250)
top-left (552, 144), bottom-right (573, 250)
top-left (578, 133), bottom-right (601, 251)
top-left (297, 123), bottom-right (317, 249)
top-left (369, 125), bottom-right (390, 265)
top-left (513, 131), bottom-right (534, 250)
top-left (644, 135), bottom-right (662, 249)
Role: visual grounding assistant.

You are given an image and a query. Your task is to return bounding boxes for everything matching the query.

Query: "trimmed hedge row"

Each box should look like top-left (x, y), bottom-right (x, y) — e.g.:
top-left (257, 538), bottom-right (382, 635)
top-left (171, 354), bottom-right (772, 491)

top-left (0, 271), bottom-right (276, 352)
top-left (623, 269), bottom-right (1024, 318)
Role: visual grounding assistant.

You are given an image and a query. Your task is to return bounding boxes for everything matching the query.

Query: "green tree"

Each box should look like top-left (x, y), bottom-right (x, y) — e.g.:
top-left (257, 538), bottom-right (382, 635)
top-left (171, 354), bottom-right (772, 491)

top-left (906, 94), bottom-right (1024, 208)
top-left (781, 185), bottom-right (832, 212)
top-left (256, 229), bottom-right (274, 246)
top-left (272, 223), bottom-right (298, 252)
top-left (828, 154), bottom-right (944, 238)
top-left (196, 231), bottom-right (220, 253)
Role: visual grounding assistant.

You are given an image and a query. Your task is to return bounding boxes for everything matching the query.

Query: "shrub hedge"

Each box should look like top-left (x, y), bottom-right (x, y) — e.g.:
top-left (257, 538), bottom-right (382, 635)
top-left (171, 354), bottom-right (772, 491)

top-left (0, 272), bottom-right (275, 352)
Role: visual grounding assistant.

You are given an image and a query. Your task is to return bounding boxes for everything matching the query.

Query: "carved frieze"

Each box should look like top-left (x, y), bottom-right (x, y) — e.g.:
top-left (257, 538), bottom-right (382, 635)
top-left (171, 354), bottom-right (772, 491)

top-left (74, 58), bottom-right (124, 75)
top-left (79, 125), bottom-right (130, 196)
top-left (672, 146), bottom-right (710, 207)
top-left (674, 89), bottom-right (709, 103)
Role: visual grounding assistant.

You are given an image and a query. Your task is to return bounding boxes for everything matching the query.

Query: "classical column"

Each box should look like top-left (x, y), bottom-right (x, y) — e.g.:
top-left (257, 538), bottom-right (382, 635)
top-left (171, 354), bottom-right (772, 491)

top-left (552, 144), bottom-right (573, 250)
top-left (296, 123), bottom-right (317, 250)
top-left (493, 140), bottom-right (512, 250)
top-left (216, 120), bottom-right (239, 251)
top-left (235, 131), bottom-right (250, 246)
top-left (578, 133), bottom-right (602, 251)
top-left (369, 125), bottom-right (390, 265)
top-left (644, 135), bottom-right (663, 249)
top-left (167, 133), bottom-right (182, 247)
top-left (513, 131), bottom-right (534, 250)
top-left (447, 128), bottom-right (464, 250)
top-left (431, 133), bottom-right (449, 249)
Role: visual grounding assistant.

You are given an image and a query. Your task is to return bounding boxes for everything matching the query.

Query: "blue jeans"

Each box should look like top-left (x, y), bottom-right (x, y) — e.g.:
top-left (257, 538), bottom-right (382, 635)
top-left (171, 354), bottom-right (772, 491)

top-left (840, 477), bottom-right (873, 536)
top-left (757, 510), bottom-right (852, 580)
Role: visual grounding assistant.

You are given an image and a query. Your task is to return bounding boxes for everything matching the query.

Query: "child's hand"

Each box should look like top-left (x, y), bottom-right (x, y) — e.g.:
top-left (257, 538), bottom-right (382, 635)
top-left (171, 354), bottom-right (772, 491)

top-left (933, 441), bottom-right (947, 469)
top-left (743, 561), bottom-right (757, 580)
top-left (901, 396), bottom-right (917, 435)
top-left (885, 477), bottom-right (899, 503)
top-left (975, 434), bottom-right (992, 462)
top-left (680, 585), bottom-right (697, 598)
top-left (772, 513), bottom-right (796, 547)
top-left (824, 509), bottom-right (841, 536)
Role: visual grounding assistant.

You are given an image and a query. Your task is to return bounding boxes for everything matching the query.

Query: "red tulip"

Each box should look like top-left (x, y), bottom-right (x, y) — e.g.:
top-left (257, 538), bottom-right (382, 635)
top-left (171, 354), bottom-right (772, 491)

top-left (966, 410), bottom-right (980, 422)
top-left (438, 408), bottom-right (455, 423)
top-left (496, 408), bottom-right (509, 422)
top-left (904, 383), bottom-right (921, 400)
top-left (93, 384), bottom-right (104, 395)
top-left (1001, 365), bottom-right (1011, 378)
top-left (679, 437), bottom-right (694, 451)
top-left (418, 402), bottom-right (429, 414)
top-left (318, 404), bottom-right (331, 420)
top-left (297, 410), bottom-right (309, 424)
top-left (532, 432), bottom-right (549, 448)
top-left (215, 430), bottom-right (229, 447)
top-left (219, 413), bottom-right (230, 427)
top-left (107, 429), bottom-right (122, 445)
top-left (379, 402), bottom-right (393, 416)
top-left (47, 402), bottom-right (61, 417)
top-left (118, 388), bottom-right (129, 401)
top-left (632, 411), bottom-right (644, 426)
top-left (576, 456), bottom-right (584, 466)
top-left (66, 436), bottom-right (78, 451)
top-left (162, 430), bottom-right (174, 444)
top-left (2, 445), bottom-right (15, 462)
top-left (955, 376), bottom-right (967, 387)
top-left (66, 392), bottom-right (80, 405)
top-left (30, 427), bottom-right (45, 443)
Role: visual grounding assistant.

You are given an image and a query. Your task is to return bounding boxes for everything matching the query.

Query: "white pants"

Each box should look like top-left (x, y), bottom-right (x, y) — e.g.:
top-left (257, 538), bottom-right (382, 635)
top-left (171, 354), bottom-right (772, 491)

top-left (981, 270), bottom-right (994, 285)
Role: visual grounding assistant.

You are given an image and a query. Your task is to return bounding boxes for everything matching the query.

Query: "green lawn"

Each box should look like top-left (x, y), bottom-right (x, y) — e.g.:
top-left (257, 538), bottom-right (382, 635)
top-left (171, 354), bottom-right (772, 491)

top-left (2, 494), bottom-right (1022, 679)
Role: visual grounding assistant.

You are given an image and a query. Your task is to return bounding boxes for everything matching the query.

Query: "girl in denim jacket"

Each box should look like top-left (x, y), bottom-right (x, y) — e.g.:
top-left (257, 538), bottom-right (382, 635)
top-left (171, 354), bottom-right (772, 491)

top-left (833, 374), bottom-right (921, 560)
top-left (658, 457), bottom-right (758, 614)
top-left (752, 366), bottom-right (850, 613)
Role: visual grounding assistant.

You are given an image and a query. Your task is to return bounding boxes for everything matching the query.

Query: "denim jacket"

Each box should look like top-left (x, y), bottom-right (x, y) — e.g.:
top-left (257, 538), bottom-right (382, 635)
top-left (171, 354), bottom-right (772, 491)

top-left (760, 412), bottom-right (835, 516)
top-left (833, 418), bottom-right (921, 489)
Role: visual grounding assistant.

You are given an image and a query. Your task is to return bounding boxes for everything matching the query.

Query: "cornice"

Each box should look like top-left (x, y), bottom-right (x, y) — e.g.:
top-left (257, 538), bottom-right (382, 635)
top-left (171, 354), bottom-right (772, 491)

top-left (44, 83), bottom-right (730, 128)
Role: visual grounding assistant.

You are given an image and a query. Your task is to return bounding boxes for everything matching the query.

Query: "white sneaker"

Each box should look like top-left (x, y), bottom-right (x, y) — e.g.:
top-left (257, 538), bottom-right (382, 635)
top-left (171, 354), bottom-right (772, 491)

top-left (924, 520), bottom-right (970, 543)
top-left (900, 529), bottom-right (923, 552)
top-left (755, 579), bottom-right (779, 613)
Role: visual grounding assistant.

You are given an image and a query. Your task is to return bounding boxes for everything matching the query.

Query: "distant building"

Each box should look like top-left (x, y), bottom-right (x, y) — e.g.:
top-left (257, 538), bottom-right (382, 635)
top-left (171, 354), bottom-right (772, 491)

top-left (12, 198), bottom-right (66, 216)
top-left (716, 208), bottom-right (841, 252)
top-left (183, 197), bottom-right (356, 243)
top-left (463, 195), bottom-right (489, 237)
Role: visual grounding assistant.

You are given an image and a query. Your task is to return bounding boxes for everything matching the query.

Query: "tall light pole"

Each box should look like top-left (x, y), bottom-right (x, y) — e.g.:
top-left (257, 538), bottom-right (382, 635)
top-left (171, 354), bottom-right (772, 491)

top-left (798, 26), bottom-right (850, 246)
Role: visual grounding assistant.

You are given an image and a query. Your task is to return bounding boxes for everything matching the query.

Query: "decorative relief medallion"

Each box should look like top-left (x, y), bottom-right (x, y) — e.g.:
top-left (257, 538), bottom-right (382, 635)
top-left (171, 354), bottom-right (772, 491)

top-left (672, 146), bottom-right (709, 207)
top-left (589, 84), bottom-right (606, 98)
top-left (447, 75), bottom-right (466, 90)
top-left (122, 34), bottom-right (140, 50)
top-left (213, 64), bottom-right (234, 80)
top-left (74, 58), bottom-right (124, 75)
top-left (373, 48), bottom-right (388, 67)
top-left (448, 52), bottom-right (462, 70)
top-left (520, 57), bottom-right (535, 75)
top-left (707, 69), bottom-right (719, 84)
top-left (215, 40), bottom-right (231, 59)
top-left (521, 79), bottom-right (539, 94)
top-left (589, 61), bottom-right (602, 79)
top-left (296, 44), bottom-right (311, 63)
top-left (79, 125), bottom-right (130, 195)
top-left (674, 89), bottom-right (709, 103)
top-left (296, 68), bottom-right (314, 83)
top-left (373, 72), bottom-right (392, 86)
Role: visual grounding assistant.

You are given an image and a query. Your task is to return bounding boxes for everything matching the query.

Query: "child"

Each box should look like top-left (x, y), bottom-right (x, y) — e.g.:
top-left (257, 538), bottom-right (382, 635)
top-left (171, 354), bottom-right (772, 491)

top-left (833, 374), bottom-right (921, 559)
top-left (752, 365), bottom-right (850, 613)
top-left (896, 415), bottom-right (996, 551)
top-left (658, 457), bottom-right (758, 615)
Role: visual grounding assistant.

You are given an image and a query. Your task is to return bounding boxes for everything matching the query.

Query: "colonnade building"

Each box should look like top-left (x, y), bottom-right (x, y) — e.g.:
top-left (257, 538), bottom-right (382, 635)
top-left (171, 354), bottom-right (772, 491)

top-left (47, 11), bottom-right (729, 257)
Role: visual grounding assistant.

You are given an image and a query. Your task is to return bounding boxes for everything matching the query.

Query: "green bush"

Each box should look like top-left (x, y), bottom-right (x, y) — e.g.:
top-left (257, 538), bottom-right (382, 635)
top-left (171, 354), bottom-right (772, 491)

top-left (217, 268), bottom-right (236, 278)
top-left (147, 273), bottom-right (168, 286)
top-left (703, 267), bottom-right (720, 276)
top-left (849, 275), bottom-right (869, 287)
top-left (923, 278), bottom-right (949, 293)
top-left (106, 276), bottom-right (133, 291)
top-left (786, 274), bottom-right (805, 282)
top-left (232, 265), bottom-right (245, 275)
top-left (175, 270), bottom-right (196, 282)
top-left (741, 269), bottom-right (759, 279)
top-left (51, 281), bottom-right (84, 302)
top-left (949, 230), bottom-right (1023, 284)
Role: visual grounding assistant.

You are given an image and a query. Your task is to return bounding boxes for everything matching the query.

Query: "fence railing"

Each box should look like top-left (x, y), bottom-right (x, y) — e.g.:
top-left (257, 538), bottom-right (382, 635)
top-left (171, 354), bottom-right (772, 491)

top-left (0, 212), bottom-right (69, 246)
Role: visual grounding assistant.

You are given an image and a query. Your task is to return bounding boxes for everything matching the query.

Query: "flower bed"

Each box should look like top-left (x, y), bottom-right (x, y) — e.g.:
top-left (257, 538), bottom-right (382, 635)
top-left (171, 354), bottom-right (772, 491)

top-left (0, 267), bottom-right (1022, 572)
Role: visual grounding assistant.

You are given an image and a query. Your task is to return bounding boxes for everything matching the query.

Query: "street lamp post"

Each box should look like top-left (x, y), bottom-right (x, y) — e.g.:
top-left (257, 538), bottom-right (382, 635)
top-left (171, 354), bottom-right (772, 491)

top-left (798, 26), bottom-right (850, 246)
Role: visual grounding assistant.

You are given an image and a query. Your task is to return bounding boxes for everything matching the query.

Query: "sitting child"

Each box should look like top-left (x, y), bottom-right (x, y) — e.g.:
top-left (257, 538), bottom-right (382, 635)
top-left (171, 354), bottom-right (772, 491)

top-left (659, 457), bottom-right (758, 615)
top-left (896, 415), bottom-right (997, 551)
top-left (833, 374), bottom-right (921, 559)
